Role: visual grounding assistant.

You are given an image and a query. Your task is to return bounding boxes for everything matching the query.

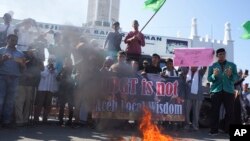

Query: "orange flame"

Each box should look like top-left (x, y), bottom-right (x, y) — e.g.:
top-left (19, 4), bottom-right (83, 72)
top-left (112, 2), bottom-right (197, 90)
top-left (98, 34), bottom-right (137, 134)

top-left (139, 107), bottom-right (173, 141)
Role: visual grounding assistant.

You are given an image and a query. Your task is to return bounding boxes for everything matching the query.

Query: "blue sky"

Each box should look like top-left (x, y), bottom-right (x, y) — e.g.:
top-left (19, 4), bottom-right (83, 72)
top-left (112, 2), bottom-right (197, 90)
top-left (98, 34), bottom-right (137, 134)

top-left (1, 0), bottom-right (250, 83)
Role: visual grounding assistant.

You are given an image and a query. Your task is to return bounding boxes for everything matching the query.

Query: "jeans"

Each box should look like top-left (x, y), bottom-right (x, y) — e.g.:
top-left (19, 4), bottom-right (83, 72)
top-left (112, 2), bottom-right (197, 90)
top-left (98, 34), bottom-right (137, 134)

top-left (0, 75), bottom-right (19, 124)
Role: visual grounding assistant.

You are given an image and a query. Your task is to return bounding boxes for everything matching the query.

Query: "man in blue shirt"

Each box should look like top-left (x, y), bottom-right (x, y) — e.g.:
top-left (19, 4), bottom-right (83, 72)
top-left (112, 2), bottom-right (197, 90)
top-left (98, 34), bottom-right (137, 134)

top-left (103, 22), bottom-right (122, 58)
top-left (0, 34), bottom-right (25, 128)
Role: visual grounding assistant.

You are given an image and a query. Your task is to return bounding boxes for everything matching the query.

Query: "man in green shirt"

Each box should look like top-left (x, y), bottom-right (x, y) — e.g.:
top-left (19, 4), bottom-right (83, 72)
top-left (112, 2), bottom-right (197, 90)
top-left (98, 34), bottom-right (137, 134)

top-left (208, 48), bottom-right (237, 135)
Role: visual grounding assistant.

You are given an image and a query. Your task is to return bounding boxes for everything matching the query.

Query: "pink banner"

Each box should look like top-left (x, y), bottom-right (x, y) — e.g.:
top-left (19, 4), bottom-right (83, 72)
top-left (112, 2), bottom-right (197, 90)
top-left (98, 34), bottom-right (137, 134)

top-left (173, 48), bottom-right (214, 66)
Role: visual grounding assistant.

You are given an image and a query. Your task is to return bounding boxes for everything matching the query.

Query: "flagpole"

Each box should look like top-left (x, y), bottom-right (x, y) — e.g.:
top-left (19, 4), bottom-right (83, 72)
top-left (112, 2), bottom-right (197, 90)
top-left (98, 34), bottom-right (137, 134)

top-left (140, 0), bottom-right (166, 32)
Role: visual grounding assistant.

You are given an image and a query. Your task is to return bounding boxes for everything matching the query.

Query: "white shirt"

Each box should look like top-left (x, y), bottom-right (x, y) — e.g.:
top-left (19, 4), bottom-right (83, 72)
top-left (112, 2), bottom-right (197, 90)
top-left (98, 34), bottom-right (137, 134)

top-left (16, 28), bottom-right (36, 51)
top-left (38, 67), bottom-right (58, 93)
top-left (164, 69), bottom-right (178, 77)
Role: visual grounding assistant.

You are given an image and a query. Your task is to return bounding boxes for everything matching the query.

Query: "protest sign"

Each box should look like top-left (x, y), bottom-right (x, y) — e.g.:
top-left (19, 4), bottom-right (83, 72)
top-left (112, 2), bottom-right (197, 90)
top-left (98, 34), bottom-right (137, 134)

top-left (173, 48), bottom-right (214, 66)
top-left (92, 73), bottom-right (185, 121)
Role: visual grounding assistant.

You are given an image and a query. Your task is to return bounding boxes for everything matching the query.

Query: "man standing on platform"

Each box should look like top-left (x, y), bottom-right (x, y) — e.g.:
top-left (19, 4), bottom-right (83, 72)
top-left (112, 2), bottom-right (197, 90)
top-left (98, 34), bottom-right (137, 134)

top-left (103, 22), bottom-right (122, 58)
top-left (0, 13), bottom-right (15, 47)
top-left (124, 20), bottom-right (145, 62)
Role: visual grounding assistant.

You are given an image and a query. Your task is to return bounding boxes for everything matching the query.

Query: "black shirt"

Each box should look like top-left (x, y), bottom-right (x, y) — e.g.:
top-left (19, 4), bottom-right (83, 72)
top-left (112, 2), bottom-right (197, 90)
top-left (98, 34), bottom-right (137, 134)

top-left (145, 65), bottom-right (162, 74)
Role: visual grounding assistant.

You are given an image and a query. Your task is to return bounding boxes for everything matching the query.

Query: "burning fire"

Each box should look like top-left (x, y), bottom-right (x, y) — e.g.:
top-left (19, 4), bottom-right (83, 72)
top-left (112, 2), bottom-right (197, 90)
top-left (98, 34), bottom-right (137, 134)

top-left (139, 107), bottom-right (173, 141)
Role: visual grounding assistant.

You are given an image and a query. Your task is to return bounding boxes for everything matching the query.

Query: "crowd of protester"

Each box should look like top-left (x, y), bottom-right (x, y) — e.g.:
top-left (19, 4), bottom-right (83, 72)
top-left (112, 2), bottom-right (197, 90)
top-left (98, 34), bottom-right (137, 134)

top-left (0, 12), bottom-right (250, 136)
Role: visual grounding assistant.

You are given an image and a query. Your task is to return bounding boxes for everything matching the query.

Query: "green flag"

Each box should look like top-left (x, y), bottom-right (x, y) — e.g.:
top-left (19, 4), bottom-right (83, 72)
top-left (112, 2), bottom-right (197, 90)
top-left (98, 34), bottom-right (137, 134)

top-left (144, 0), bottom-right (166, 11)
top-left (241, 20), bottom-right (250, 39)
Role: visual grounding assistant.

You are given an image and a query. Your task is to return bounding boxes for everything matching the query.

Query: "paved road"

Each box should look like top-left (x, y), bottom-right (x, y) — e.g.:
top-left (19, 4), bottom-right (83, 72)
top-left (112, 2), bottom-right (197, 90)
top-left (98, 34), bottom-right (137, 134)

top-left (0, 123), bottom-right (229, 141)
